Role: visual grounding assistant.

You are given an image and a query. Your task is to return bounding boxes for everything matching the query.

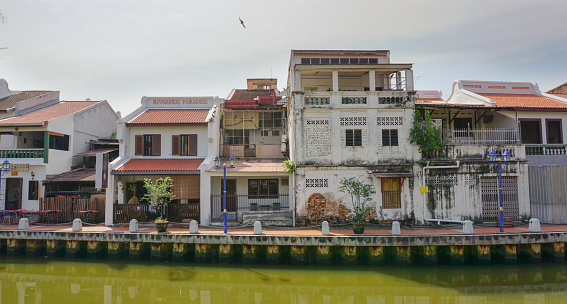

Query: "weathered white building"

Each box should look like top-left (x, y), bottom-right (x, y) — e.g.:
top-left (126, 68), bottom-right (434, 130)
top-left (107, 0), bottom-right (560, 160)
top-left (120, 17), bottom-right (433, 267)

top-left (105, 96), bottom-right (221, 226)
top-left (0, 99), bottom-right (118, 212)
top-left (287, 50), bottom-right (419, 223)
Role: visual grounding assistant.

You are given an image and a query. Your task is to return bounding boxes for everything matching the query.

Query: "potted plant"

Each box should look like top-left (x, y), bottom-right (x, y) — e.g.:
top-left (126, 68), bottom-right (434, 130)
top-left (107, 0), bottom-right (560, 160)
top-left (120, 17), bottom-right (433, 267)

top-left (141, 177), bottom-right (175, 232)
top-left (338, 177), bottom-right (376, 234)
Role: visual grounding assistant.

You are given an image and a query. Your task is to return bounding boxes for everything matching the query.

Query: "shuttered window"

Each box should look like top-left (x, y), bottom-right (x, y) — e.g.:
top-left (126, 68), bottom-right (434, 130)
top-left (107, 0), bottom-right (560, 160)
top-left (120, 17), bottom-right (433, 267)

top-left (345, 129), bottom-right (362, 147)
top-left (172, 175), bottom-right (200, 199)
top-left (382, 178), bottom-right (401, 209)
top-left (382, 129), bottom-right (399, 146)
top-left (173, 134), bottom-right (198, 156)
top-left (135, 134), bottom-right (161, 156)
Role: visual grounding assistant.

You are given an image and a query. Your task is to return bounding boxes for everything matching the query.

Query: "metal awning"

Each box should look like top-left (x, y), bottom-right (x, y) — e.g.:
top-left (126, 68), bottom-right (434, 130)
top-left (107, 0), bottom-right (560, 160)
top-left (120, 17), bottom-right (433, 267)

top-left (74, 148), bottom-right (117, 157)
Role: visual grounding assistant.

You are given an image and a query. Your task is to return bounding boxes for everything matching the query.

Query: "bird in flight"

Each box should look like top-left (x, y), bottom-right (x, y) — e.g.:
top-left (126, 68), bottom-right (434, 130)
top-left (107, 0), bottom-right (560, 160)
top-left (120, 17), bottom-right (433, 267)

top-left (239, 17), bottom-right (246, 28)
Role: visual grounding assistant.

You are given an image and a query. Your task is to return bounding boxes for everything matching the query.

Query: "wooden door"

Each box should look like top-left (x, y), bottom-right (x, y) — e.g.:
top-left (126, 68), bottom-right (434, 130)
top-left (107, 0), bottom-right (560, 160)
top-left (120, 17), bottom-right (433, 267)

top-left (220, 179), bottom-right (237, 212)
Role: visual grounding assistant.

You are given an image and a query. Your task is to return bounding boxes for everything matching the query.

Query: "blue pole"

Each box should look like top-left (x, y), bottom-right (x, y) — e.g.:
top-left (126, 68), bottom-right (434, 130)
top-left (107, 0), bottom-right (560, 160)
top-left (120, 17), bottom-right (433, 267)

top-left (498, 161), bottom-right (504, 233)
top-left (223, 164), bottom-right (227, 234)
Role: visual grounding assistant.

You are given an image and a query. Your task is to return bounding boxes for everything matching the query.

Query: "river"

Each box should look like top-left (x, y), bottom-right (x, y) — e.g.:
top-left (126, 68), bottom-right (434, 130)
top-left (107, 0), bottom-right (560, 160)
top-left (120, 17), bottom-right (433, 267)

top-left (0, 258), bottom-right (565, 303)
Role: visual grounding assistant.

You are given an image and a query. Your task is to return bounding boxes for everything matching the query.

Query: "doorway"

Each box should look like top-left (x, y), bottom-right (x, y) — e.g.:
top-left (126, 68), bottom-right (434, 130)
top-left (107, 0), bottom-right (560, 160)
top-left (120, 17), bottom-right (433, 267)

top-left (5, 178), bottom-right (23, 210)
top-left (220, 179), bottom-right (237, 215)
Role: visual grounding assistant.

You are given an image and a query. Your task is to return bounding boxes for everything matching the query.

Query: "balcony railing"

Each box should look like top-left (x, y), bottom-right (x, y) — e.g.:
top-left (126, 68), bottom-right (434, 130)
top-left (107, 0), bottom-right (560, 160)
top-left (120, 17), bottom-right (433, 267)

top-left (305, 96), bottom-right (330, 105)
top-left (526, 144), bottom-right (567, 156)
top-left (210, 193), bottom-right (289, 222)
top-left (342, 96), bottom-right (367, 104)
top-left (0, 149), bottom-right (45, 159)
top-left (443, 128), bottom-right (520, 145)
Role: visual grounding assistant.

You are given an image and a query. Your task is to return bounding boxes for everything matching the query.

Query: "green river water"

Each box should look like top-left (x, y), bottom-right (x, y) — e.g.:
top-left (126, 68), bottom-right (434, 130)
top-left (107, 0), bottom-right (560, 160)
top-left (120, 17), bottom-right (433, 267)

top-left (0, 258), bottom-right (566, 303)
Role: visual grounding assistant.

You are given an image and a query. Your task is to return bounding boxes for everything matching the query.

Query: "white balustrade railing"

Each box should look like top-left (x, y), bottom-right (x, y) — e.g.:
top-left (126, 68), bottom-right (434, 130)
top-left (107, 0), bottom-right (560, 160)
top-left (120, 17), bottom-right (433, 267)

top-left (443, 128), bottom-right (520, 145)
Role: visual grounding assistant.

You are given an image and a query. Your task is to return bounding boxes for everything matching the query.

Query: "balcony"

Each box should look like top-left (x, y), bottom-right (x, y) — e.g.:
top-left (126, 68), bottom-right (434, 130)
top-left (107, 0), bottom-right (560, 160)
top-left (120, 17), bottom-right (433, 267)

top-left (303, 91), bottom-right (410, 108)
top-left (525, 144), bottom-right (567, 156)
top-left (210, 193), bottom-right (290, 222)
top-left (221, 144), bottom-right (284, 159)
top-left (305, 96), bottom-right (330, 106)
top-left (0, 149), bottom-right (45, 159)
top-left (443, 128), bottom-right (521, 145)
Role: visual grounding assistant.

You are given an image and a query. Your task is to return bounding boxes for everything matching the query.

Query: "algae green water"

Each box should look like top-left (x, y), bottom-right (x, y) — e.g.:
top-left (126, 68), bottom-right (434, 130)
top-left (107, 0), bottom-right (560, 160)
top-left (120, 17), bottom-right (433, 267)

top-left (0, 259), bottom-right (566, 303)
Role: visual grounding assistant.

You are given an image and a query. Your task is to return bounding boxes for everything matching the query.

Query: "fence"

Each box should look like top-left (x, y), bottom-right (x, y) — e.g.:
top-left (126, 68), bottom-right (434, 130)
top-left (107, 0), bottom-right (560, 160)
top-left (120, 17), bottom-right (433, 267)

top-left (443, 128), bottom-right (520, 145)
top-left (210, 193), bottom-right (289, 222)
top-left (113, 203), bottom-right (200, 224)
top-left (529, 165), bottom-right (567, 224)
top-left (39, 197), bottom-right (104, 223)
top-left (526, 144), bottom-right (567, 156)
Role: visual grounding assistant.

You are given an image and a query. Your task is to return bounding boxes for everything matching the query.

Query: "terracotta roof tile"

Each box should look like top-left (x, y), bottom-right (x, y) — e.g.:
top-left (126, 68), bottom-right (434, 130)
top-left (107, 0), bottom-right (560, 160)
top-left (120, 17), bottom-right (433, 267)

top-left (127, 109), bottom-right (209, 125)
top-left (113, 158), bottom-right (204, 172)
top-left (0, 91), bottom-right (54, 111)
top-left (229, 89), bottom-right (277, 101)
top-left (44, 168), bottom-right (96, 183)
top-left (547, 82), bottom-right (567, 95)
top-left (0, 101), bottom-right (101, 125)
top-left (416, 98), bottom-right (444, 103)
top-left (478, 93), bottom-right (567, 108)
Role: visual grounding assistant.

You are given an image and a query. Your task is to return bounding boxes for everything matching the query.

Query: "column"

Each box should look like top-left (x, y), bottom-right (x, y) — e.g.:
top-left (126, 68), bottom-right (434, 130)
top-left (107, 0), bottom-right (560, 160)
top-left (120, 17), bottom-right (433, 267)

top-left (369, 71), bottom-right (376, 92)
top-left (396, 72), bottom-right (402, 90)
top-left (332, 71), bottom-right (339, 92)
top-left (405, 70), bottom-right (414, 91)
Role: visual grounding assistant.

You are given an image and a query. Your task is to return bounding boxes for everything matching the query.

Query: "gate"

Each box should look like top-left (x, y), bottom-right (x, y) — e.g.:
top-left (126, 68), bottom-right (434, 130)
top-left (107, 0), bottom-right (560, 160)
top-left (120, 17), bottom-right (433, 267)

top-left (481, 176), bottom-right (519, 221)
top-left (529, 166), bottom-right (567, 224)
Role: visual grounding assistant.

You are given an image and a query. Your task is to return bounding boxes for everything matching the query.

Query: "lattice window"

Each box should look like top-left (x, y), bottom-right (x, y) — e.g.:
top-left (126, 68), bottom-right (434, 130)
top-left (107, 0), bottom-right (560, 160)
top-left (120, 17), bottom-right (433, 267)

top-left (306, 119), bottom-right (329, 125)
top-left (306, 179), bottom-right (329, 188)
top-left (426, 175), bottom-right (458, 186)
top-left (340, 117), bottom-right (367, 126)
top-left (465, 175), bottom-right (477, 186)
top-left (377, 117), bottom-right (403, 126)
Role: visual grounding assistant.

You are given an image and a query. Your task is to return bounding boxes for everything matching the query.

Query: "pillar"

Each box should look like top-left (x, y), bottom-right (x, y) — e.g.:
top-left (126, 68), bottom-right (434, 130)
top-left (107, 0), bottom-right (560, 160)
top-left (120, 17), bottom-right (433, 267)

top-left (129, 242), bottom-right (150, 260)
top-left (396, 246), bottom-right (412, 266)
top-left (195, 243), bottom-right (215, 263)
top-left (46, 240), bottom-right (65, 257)
top-left (332, 71), bottom-right (339, 92)
top-left (519, 243), bottom-right (541, 263)
top-left (422, 245), bottom-right (438, 265)
top-left (449, 245), bottom-right (465, 265)
top-left (543, 242), bottom-right (565, 262)
top-left (369, 71), bottom-right (376, 92)
top-left (66, 240), bottom-right (86, 258)
top-left (368, 246), bottom-right (385, 266)
top-left (6, 239), bottom-right (25, 256)
top-left (405, 69), bottom-right (414, 91)
top-left (503, 244), bottom-right (518, 264)
top-left (108, 241), bottom-right (128, 259)
top-left (151, 243), bottom-right (172, 261)
top-left (290, 245), bottom-right (308, 265)
top-left (316, 246), bottom-right (332, 266)
top-left (26, 239), bottom-right (46, 257)
top-left (341, 246), bottom-right (358, 266)
top-left (87, 241), bottom-right (106, 259)
top-left (173, 243), bottom-right (190, 262)
top-left (218, 244), bottom-right (235, 264)
top-left (474, 245), bottom-right (491, 265)
top-left (266, 245), bottom-right (281, 264)
top-left (242, 245), bottom-right (264, 264)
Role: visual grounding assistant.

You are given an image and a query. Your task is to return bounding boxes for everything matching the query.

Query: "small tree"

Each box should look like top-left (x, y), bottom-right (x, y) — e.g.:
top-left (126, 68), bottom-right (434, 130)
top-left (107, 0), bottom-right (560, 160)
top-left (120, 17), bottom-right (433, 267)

top-left (410, 110), bottom-right (444, 157)
top-left (141, 177), bottom-right (175, 222)
top-left (337, 177), bottom-right (376, 223)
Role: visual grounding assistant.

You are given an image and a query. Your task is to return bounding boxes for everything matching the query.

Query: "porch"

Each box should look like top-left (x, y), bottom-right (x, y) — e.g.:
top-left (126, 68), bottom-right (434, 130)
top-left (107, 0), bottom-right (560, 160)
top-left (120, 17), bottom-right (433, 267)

top-left (210, 193), bottom-right (290, 223)
top-left (443, 128), bottom-right (521, 145)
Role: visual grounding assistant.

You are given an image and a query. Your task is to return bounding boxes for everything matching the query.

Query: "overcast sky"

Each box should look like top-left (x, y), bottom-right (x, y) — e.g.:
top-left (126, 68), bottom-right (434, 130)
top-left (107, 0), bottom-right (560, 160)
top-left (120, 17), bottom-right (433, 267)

top-left (1, 0), bottom-right (566, 115)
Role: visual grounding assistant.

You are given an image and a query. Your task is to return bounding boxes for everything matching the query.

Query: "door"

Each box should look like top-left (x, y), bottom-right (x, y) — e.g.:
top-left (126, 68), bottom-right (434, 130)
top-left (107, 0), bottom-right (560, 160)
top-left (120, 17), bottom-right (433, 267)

top-left (5, 178), bottom-right (23, 210)
top-left (481, 176), bottom-right (519, 221)
top-left (520, 120), bottom-right (542, 144)
top-left (220, 179), bottom-right (237, 215)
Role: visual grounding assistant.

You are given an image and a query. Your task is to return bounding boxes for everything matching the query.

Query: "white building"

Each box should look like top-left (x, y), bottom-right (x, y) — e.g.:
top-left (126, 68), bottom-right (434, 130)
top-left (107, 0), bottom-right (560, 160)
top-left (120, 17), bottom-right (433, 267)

top-left (287, 50), bottom-right (418, 223)
top-left (0, 99), bottom-right (118, 212)
top-left (105, 96), bottom-right (221, 226)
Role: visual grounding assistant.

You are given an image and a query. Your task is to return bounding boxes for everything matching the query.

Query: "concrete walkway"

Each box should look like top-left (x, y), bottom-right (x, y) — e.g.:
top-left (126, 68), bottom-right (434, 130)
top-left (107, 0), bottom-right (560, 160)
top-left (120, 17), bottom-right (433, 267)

top-left (3, 222), bottom-right (567, 236)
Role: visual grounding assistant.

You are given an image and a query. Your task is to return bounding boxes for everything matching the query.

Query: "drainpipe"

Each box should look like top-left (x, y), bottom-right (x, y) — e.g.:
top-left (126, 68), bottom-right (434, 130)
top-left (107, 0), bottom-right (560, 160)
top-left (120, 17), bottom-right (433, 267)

top-left (422, 161), bottom-right (461, 221)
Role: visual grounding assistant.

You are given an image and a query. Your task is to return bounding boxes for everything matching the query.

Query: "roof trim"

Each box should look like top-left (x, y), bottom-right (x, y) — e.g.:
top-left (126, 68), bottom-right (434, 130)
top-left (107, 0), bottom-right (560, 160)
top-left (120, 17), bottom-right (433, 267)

top-left (112, 170), bottom-right (200, 175)
top-left (373, 173), bottom-right (413, 178)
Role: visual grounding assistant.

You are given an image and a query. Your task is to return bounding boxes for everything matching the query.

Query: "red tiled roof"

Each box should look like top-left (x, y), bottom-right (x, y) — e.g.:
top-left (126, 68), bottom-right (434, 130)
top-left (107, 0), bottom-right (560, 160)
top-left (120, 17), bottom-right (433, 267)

top-left (0, 101), bottom-right (100, 125)
top-left (127, 109), bottom-right (209, 126)
top-left (478, 93), bottom-right (567, 108)
top-left (416, 98), bottom-right (444, 103)
top-left (547, 82), bottom-right (567, 95)
top-left (0, 91), bottom-right (55, 111)
top-left (229, 89), bottom-right (277, 101)
top-left (113, 158), bottom-right (204, 172)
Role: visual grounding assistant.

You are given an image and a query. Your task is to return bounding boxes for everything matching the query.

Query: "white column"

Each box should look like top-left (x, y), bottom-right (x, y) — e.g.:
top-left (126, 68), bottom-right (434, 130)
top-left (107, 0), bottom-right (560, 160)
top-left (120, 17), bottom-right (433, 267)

top-left (383, 74), bottom-right (390, 90)
top-left (332, 71), bottom-right (339, 92)
top-left (104, 174), bottom-right (115, 226)
top-left (369, 71), bottom-right (376, 92)
top-left (405, 70), bottom-right (414, 91)
top-left (396, 72), bottom-right (402, 90)
top-left (541, 119), bottom-right (548, 144)
top-left (294, 71), bottom-right (302, 91)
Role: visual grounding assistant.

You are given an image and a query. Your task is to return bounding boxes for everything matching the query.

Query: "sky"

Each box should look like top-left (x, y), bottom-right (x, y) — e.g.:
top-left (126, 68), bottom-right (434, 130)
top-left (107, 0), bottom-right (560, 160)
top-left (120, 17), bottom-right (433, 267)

top-left (1, 0), bottom-right (566, 115)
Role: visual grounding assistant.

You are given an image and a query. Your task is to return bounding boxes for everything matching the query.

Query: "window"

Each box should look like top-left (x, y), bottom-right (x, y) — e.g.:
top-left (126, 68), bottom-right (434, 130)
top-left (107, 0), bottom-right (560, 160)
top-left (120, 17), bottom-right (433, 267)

top-left (172, 134), bottom-right (197, 156)
top-left (382, 129), bottom-right (399, 146)
top-left (520, 120), bottom-right (542, 144)
top-left (135, 134), bottom-right (161, 156)
top-left (259, 112), bottom-right (282, 128)
top-left (49, 133), bottom-right (69, 151)
top-left (301, 58), bottom-right (310, 64)
top-left (345, 129), bottom-right (362, 147)
top-left (248, 179), bottom-right (278, 198)
top-left (382, 178), bottom-right (401, 209)
top-left (28, 180), bottom-right (38, 200)
top-left (546, 119), bottom-right (563, 144)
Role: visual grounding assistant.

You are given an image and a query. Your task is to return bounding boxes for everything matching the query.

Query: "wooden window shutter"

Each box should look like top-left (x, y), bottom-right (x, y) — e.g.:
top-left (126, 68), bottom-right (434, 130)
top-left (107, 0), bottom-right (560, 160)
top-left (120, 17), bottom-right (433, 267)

top-left (172, 135), bottom-right (180, 155)
top-left (189, 134), bottom-right (198, 156)
top-left (135, 135), bottom-right (143, 155)
top-left (152, 134), bottom-right (161, 156)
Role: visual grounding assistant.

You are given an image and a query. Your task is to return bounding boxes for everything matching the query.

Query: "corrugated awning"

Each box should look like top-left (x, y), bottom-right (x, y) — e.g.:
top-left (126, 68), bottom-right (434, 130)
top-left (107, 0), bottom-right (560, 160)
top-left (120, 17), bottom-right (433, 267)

top-left (74, 148), bottom-right (117, 157)
top-left (373, 173), bottom-right (413, 178)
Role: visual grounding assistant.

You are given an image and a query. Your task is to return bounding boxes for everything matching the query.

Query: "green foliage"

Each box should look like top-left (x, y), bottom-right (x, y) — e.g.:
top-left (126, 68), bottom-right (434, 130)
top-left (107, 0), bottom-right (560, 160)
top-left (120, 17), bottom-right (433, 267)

top-left (141, 177), bottom-right (175, 222)
top-left (337, 177), bottom-right (376, 223)
top-left (410, 110), bottom-right (444, 157)
top-left (282, 160), bottom-right (295, 174)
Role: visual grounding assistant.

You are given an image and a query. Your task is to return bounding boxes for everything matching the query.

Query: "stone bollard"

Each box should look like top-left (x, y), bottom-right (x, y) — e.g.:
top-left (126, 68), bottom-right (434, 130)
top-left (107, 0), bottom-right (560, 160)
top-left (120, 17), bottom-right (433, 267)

top-left (463, 220), bottom-right (474, 234)
top-left (321, 221), bottom-right (330, 236)
top-left (72, 218), bottom-right (82, 232)
top-left (18, 218), bottom-right (29, 230)
top-left (254, 221), bottom-right (262, 235)
top-left (391, 221), bottom-right (401, 235)
top-left (529, 218), bottom-right (542, 232)
top-left (129, 219), bottom-right (139, 233)
top-left (189, 220), bottom-right (199, 234)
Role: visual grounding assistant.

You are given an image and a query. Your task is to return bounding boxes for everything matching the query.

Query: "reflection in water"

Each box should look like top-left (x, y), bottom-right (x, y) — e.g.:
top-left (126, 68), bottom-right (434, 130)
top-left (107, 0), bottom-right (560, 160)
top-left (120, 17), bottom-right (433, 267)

top-left (0, 259), bottom-right (566, 303)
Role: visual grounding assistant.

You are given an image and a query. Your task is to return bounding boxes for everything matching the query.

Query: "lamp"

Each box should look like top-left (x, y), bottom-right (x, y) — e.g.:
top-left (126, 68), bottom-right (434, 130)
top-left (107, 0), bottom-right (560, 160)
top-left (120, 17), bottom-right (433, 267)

top-left (502, 150), bottom-right (511, 162)
top-left (2, 159), bottom-right (10, 171)
top-left (229, 155), bottom-right (235, 167)
top-left (214, 156), bottom-right (220, 168)
top-left (488, 150), bottom-right (497, 163)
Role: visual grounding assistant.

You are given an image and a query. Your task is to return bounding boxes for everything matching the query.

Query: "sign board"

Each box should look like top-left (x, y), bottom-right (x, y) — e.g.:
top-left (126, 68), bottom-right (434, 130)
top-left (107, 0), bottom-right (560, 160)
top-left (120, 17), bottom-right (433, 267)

top-left (10, 164), bottom-right (29, 172)
top-left (420, 186), bottom-right (429, 193)
top-left (143, 96), bottom-right (219, 109)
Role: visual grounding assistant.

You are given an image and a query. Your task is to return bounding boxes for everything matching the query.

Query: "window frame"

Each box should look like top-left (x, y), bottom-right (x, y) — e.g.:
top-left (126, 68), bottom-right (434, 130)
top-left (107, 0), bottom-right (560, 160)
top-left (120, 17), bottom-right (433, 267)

top-left (345, 129), bottom-right (362, 147)
top-left (382, 129), bottom-right (399, 147)
top-left (248, 179), bottom-right (279, 199)
top-left (382, 178), bottom-right (401, 209)
top-left (28, 180), bottom-right (39, 200)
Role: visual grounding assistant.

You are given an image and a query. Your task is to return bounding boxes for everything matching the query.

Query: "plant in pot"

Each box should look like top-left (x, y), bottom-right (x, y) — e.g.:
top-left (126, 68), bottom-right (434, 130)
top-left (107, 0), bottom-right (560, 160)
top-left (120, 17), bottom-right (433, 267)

top-left (337, 177), bottom-right (376, 234)
top-left (141, 177), bottom-right (175, 232)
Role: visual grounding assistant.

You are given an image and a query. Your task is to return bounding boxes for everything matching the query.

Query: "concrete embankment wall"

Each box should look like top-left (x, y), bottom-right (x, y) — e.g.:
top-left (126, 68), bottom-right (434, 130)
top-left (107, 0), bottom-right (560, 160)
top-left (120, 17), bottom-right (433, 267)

top-left (1, 230), bottom-right (566, 266)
